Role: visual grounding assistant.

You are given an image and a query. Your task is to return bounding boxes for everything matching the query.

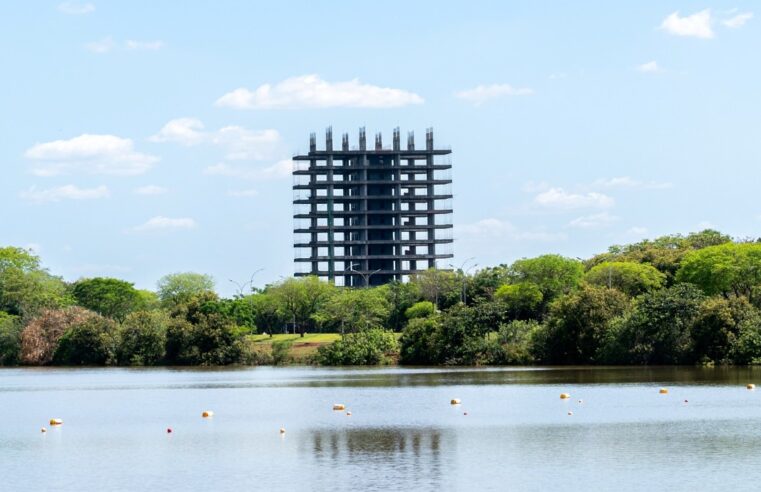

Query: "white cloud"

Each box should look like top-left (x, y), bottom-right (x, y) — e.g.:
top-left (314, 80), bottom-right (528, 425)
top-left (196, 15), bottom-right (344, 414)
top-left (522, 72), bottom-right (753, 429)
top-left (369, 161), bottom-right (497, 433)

top-left (566, 212), bottom-right (620, 229)
top-left (204, 159), bottom-right (292, 180)
top-left (722, 12), bottom-right (753, 28)
top-left (227, 189), bottom-right (259, 197)
top-left (25, 134), bottom-right (158, 176)
top-left (215, 74), bottom-right (424, 110)
top-left (86, 36), bottom-right (114, 53)
top-left (131, 216), bottom-right (197, 232)
top-left (58, 2), bottom-right (94, 14)
top-left (627, 226), bottom-right (649, 236)
top-left (457, 218), bottom-right (567, 242)
top-left (20, 185), bottom-right (110, 203)
top-left (134, 185), bottom-right (168, 195)
top-left (150, 118), bottom-right (281, 160)
top-left (637, 61), bottom-right (660, 73)
top-left (534, 187), bottom-right (614, 209)
top-left (125, 40), bottom-right (165, 50)
top-left (661, 10), bottom-right (714, 39)
top-left (455, 84), bottom-right (534, 105)
top-left (590, 176), bottom-right (672, 190)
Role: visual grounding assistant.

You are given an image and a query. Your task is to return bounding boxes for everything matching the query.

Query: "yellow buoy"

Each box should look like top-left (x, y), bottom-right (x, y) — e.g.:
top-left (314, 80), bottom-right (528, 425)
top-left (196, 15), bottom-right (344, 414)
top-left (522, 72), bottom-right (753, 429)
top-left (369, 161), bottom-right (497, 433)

top-left (450, 399), bottom-right (461, 405)
top-left (747, 384), bottom-right (755, 390)
top-left (202, 410), bottom-right (214, 418)
top-left (659, 388), bottom-right (668, 394)
top-left (332, 404), bottom-right (345, 411)
top-left (560, 393), bottom-right (571, 399)
top-left (49, 418), bottom-right (63, 426)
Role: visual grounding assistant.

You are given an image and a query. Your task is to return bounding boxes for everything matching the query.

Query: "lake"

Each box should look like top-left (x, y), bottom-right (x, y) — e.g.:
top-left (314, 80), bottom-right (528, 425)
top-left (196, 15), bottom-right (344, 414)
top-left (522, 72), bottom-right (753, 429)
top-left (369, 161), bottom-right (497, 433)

top-left (2, 366), bottom-right (761, 491)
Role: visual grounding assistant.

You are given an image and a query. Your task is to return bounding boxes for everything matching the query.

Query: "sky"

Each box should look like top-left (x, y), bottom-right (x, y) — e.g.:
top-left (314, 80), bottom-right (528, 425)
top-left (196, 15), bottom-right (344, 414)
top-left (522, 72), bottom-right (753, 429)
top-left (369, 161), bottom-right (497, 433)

top-left (1, 1), bottom-right (759, 296)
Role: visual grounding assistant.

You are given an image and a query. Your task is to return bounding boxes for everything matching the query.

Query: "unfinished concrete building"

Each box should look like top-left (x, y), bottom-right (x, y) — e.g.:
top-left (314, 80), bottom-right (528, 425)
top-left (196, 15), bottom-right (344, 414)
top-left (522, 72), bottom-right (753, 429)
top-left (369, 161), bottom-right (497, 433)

top-left (293, 127), bottom-right (453, 286)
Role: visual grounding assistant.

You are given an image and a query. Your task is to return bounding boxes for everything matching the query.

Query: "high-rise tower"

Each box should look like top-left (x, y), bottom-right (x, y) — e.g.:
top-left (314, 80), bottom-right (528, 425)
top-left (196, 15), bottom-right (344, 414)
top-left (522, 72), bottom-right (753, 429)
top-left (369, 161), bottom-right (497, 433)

top-left (293, 128), bottom-right (453, 286)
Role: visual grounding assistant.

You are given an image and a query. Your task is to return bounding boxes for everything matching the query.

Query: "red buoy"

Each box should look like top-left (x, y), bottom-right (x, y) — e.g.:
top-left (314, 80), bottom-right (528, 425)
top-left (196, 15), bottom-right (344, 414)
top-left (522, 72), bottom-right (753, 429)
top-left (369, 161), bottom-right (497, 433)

top-left (167, 428), bottom-right (173, 433)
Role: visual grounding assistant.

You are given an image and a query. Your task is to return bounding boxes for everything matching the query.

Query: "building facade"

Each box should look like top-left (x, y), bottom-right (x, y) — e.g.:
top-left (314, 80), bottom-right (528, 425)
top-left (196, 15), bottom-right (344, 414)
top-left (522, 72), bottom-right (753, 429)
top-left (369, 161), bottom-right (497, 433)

top-left (293, 128), bottom-right (453, 286)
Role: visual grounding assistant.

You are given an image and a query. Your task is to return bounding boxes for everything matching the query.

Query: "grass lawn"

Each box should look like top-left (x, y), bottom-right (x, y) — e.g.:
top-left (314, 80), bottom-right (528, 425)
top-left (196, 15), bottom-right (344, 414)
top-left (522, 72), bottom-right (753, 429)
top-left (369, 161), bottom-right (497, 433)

top-left (247, 333), bottom-right (341, 362)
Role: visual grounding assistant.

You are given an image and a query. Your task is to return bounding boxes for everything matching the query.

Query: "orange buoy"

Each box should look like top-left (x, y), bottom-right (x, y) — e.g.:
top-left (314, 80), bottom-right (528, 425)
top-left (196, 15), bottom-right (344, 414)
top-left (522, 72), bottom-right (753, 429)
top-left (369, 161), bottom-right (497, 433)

top-left (747, 384), bottom-right (755, 390)
top-left (49, 418), bottom-right (63, 426)
top-left (560, 393), bottom-right (571, 399)
top-left (202, 410), bottom-right (214, 418)
top-left (450, 399), bottom-right (461, 405)
top-left (333, 404), bottom-right (346, 411)
top-left (659, 388), bottom-right (668, 394)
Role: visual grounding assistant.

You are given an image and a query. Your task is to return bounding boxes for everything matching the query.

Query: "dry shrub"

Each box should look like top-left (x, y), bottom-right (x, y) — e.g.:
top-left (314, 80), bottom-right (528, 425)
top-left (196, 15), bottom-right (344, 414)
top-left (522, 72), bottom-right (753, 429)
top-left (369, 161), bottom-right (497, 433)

top-left (20, 307), bottom-right (99, 365)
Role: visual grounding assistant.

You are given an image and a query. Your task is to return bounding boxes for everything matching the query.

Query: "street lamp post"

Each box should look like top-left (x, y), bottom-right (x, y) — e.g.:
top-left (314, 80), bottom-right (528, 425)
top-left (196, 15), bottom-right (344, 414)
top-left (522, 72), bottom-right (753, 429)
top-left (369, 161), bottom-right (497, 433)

top-left (348, 263), bottom-right (382, 288)
top-left (449, 257), bottom-right (476, 304)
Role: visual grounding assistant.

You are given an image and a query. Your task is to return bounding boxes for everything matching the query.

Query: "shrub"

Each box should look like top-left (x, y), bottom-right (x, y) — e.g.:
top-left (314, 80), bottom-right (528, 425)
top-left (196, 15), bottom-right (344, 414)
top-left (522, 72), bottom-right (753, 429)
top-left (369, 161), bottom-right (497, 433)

top-left (164, 313), bottom-right (242, 365)
top-left (271, 339), bottom-right (293, 365)
top-left (316, 329), bottom-right (398, 365)
top-left (405, 301), bottom-right (435, 320)
top-left (20, 307), bottom-right (100, 365)
top-left (0, 312), bottom-right (22, 365)
top-left (117, 310), bottom-right (169, 365)
top-left (487, 320), bottom-right (542, 365)
top-left (399, 317), bottom-right (440, 364)
top-left (53, 316), bottom-right (117, 365)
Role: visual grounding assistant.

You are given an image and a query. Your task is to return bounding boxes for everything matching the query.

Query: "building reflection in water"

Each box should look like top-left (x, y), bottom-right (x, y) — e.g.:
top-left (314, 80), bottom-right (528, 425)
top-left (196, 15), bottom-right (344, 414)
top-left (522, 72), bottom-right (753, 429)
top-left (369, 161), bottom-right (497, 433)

top-left (302, 427), bottom-right (450, 490)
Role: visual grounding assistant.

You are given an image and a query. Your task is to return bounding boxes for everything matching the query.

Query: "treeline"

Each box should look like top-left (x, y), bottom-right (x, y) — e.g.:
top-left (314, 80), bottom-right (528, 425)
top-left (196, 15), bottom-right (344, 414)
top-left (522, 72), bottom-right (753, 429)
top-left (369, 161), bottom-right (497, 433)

top-left (2, 229), bottom-right (761, 366)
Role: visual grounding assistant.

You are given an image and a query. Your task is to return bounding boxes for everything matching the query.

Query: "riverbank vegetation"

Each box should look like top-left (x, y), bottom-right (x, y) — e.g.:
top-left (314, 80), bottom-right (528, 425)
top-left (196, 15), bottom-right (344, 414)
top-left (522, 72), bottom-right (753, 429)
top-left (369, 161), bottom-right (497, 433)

top-left (3, 229), bottom-right (761, 366)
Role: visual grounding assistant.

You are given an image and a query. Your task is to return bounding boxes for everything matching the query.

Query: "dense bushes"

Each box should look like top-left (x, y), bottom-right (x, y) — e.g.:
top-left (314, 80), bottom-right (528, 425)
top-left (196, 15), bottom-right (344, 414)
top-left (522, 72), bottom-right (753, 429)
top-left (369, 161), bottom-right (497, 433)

top-left (4, 229), bottom-right (761, 367)
top-left (316, 329), bottom-right (397, 365)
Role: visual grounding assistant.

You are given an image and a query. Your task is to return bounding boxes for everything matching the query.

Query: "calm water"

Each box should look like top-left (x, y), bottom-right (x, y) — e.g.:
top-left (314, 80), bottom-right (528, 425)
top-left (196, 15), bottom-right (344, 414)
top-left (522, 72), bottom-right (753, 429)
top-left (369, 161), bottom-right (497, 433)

top-left (3, 366), bottom-right (761, 491)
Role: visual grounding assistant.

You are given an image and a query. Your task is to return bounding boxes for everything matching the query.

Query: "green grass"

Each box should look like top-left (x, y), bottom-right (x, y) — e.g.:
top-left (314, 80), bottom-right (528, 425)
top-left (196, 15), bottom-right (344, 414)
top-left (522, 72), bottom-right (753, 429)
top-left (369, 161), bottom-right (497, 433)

top-left (248, 333), bottom-right (341, 345)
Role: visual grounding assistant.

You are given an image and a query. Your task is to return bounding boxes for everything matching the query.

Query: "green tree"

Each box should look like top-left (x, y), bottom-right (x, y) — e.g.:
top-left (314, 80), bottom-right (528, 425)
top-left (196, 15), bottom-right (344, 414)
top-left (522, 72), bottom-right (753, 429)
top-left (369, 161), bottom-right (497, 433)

top-left (381, 281), bottom-right (422, 330)
top-left (117, 310), bottom-right (169, 365)
top-left (0, 312), bottom-right (22, 365)
top-left (494, 282), bottom-right (544, 319)
top-left (316, 329), bottom-right (398, 365)
top-left (676, 242), bottom-right (761, 303)
top-left (269, 276), bottom-right (335, 333)
top-left (508, 255), bottom-right (584, 310)
top-left (316, 287), bottom-right (390, 333)
top-left (488, 319), bottom-right (542, 365)
top-left (585, 261), bottom-right (666, 296)
top-left (540, 285), bottom-right (630, 364)
top-left (691, 296), bottom-right (759, 364)
top-left (0, 246), bottom-right (71, 318)
top-left (157, 272), bottom-right (215, 307)
top-left (399, 317), bottom-right (440, 365)
top-left (405, 301), bottom-right (435, 320)
top-left (71, 277), bottom-right (142, 321)
top-left (53, 315), bottom-right (117, 365)
top-left (588, 230), bottom-right (732, 283)
top-left (410, 269), bottom-right (461, 310)
top-left (614, 284), bottom-right (705, 364)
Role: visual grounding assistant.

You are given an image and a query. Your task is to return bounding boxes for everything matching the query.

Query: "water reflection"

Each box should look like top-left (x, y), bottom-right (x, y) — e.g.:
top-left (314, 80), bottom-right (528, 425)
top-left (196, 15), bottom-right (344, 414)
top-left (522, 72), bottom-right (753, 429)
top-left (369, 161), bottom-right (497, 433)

top-left (305, 427), bottom-right (448, 491)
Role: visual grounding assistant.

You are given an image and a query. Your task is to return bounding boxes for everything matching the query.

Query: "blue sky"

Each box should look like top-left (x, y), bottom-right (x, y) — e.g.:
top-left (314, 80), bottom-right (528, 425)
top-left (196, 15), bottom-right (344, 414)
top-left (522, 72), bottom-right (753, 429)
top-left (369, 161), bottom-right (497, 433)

top-left (1, 1), bottom-right (759, 295)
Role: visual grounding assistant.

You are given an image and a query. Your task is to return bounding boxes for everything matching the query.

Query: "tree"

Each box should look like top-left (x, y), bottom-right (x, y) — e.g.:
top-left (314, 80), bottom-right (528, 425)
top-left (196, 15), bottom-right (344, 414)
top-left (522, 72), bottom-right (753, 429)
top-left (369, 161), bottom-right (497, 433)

top-left (494, 282), bottom-right (544, 319)
top-left (585, 261), bottom-right (666, 296)
top-left (157, 272), bottom-right (215, 307)
top-left (587, 230), bottom-right (732, 283)
top-left (0, 246), bottom-right (71, 318)
top-left (508, 255), bottom-right (584, 310)
top-left (20, 307), bottom-right (100, 365)
top-left (676, 242), bottom-right (761, 303)
top-left (117, 310), bottom-right (169, 365)
top-left (614, 284), bottom-right (705, 364)
top-left (399, 317), bottom-right (440, 365)
top-left (53, 316), bottom-right (117, 365)
top-left (410, 269), bottom-right (461, 310)
top-left (489, 320), bottom-right (542, 365)
top-left (405, 301), bottom-right (435, 320)
top-left (269, 276), bottom-right (335, 333)
top-left (381, 281), bottom-right (422, 331)
top-left (316, 288), bottom-right (390, 333)
top-left (540, 285), bottom-right (630, 364)
top-left (691, 296), bottom-right (759, 364)
top-left (316, 329), bottom-right (398, 365)
top-left (0, 312), bottom-right (22, 365)
top-left (71, 277), bottom-right (142, 321)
